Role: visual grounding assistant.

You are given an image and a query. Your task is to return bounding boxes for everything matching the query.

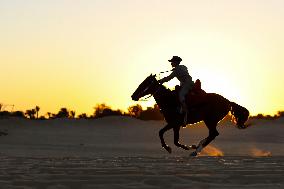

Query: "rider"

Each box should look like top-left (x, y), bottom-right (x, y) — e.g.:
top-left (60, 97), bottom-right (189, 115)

top-left (158, 56), bottom-right (194, 125)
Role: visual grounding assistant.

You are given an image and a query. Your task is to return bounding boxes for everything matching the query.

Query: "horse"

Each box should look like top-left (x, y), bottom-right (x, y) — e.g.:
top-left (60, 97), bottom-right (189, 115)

top-left (131, 74), bottom-right (250, 156)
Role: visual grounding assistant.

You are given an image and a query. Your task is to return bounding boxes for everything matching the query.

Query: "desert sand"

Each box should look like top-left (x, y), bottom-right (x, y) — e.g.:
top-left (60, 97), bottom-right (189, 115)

top-left (0, 116), bottom-right (283, 188)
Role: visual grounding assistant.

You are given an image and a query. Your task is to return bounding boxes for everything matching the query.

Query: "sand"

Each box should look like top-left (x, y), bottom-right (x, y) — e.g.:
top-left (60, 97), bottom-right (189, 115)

top-left (0, 116), bottom-right (283, 188)
top-left (0, 156), bottom-right (283, 189)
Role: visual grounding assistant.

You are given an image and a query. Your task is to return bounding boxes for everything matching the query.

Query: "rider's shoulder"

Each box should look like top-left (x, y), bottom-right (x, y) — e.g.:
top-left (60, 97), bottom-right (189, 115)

top-left (175, 64), bottom-right (188, 70)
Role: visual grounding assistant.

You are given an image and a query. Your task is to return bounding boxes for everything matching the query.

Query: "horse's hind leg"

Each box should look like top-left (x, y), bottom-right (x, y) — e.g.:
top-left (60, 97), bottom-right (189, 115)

top-left (159, 124), bottom-right (173, 153)
top-left (191, 122), bottom-right (219, 156)
top-left (173, 126), bottom-right (190, 150)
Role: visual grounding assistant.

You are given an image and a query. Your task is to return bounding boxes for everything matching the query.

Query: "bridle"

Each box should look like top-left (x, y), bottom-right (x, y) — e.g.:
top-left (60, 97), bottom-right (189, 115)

top-left (136, 70), bottom-right (172, 102)
top-left (137, 78), bottom-right (161, 102)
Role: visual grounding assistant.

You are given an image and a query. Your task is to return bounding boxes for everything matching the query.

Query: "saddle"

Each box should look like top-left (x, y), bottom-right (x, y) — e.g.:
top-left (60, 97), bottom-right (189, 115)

top-left (175, 79), bottom-right (207, 108)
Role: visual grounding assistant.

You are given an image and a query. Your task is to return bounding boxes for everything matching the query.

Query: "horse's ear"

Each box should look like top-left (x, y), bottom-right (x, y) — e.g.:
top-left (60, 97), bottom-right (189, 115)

top-left (150, 74), bottom-right (156, 78)
top-left (149, 74), bottom-right (156, 78)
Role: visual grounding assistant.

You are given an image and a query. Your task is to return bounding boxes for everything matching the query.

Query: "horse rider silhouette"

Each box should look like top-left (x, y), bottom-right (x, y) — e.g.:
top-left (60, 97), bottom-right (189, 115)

top-left (158, 56), bottom-right (194, 126)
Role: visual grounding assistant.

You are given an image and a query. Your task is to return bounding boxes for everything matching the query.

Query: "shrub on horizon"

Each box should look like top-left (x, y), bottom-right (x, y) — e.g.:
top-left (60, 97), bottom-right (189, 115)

top-left (138, 104), bottom-right (163, 120)
top-left (93, 103), bottom-right (124, 118)
top-left (78, 113), bottom-right (88, 119)
top-left (0, 111), bottom-right (11, 117)
top-left (25, 109), bottom-right (36, 119)
top-left (127, 104), bottom-right (142, 118)
top-left (11, 111), bottom-right (25, 118)
top-left (277, 111), bottom-right (284, 118)
top-left (54, 108), bottom-right (70, 119)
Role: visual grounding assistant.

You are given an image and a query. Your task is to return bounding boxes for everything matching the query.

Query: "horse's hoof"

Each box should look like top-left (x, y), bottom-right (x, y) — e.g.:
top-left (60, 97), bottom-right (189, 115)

top-left (0, 131), bottom-right (8, 136)
top-left (163, 146), bottom-right (172, 154)
top-left (190, 151), bottom-right (198, 157)
top-left (183, 146), bottom-right (190, 150)
top-left (166, 147), bottom-right (172, 154)
top-left (190, 145), bottom-right (197, 149)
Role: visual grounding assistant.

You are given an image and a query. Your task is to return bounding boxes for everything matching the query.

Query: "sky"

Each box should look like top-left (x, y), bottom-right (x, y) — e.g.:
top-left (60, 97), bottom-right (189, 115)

top-left (1, 0), bottom-right (284, 116)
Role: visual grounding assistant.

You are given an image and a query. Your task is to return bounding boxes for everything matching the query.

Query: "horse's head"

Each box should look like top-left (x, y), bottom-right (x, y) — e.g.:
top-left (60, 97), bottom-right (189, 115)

top-left (131, 74), bottom-right (158, 101)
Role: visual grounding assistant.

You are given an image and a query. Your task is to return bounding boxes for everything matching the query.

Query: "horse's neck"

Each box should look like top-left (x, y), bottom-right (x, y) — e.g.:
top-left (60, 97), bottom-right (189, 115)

top-left (153, 85), bottom-right (173, 109)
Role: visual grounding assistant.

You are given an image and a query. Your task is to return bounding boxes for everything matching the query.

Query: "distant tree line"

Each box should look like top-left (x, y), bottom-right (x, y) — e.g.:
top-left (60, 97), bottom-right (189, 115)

top-left (1, 103), bottom-right (283, 121)
top-left (0, 103), bottom-right (164, 121)
top-left (250, 111), bottom-right (284, 120)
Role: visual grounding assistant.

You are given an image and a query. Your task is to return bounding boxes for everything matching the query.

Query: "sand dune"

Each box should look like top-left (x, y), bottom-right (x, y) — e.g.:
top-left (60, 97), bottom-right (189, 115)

top-left (0, 116), bottom-right (283, 157)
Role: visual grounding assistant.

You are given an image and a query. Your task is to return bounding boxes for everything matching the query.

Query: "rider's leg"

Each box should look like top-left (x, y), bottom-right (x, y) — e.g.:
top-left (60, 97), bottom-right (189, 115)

top-left (179, 92), bottom-right (188, 126)
top-left (179, 82), bottom-right (192, 125)
top-left (182, 100), bottom-right (188, 125)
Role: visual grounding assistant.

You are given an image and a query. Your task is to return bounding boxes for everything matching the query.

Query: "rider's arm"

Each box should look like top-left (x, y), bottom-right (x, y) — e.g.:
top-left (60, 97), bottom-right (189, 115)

top-left (159, 70), bottom-right (176, 84)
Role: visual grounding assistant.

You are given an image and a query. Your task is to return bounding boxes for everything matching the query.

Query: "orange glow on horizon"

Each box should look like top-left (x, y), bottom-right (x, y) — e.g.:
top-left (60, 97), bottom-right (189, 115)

top-left (1, 1), bottom-right (284, 116)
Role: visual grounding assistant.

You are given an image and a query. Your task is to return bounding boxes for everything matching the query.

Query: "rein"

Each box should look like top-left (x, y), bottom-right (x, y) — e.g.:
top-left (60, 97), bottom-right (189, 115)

top-left (158, 69), bottom-right (173, 80)
top-left (136, 71), bottom-right (171, 102)
top-left (159, 69), bottom-right (172, 74)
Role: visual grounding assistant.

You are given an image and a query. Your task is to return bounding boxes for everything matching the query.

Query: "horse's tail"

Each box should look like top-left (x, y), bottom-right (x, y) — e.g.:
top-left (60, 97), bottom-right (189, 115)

top-left (230, 102), bottom-right (250, 129)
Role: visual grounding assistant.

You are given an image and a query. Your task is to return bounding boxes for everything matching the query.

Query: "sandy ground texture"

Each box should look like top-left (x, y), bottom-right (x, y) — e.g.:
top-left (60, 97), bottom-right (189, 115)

top-left (0, 156), bottom-right (283, 189)
top-left (0, 116), bottom-right (284, 188)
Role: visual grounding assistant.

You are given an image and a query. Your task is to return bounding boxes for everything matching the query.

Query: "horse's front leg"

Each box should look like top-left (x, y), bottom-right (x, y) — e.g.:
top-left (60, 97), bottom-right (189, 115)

top-left (159, 124), bottom-right (173, 153)
top-left (173, 126), bottom-right (191, 150)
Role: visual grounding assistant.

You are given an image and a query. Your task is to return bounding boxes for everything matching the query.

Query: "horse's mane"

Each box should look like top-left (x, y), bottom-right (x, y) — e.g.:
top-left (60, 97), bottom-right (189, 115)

top-left (160, 84), bottom-right (174, 93)
top-left (153, 77), bottom-right (175, 93)
top-left (155, 80), bottom-right (179, 108)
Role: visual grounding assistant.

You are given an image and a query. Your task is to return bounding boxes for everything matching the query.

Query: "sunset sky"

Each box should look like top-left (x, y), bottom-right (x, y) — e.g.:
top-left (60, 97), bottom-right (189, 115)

top-left (1, 0), bottom-right (284, 116)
